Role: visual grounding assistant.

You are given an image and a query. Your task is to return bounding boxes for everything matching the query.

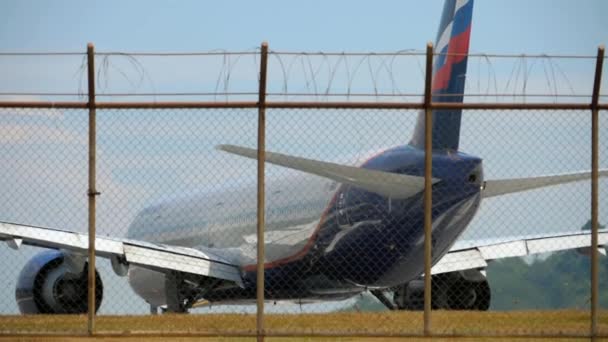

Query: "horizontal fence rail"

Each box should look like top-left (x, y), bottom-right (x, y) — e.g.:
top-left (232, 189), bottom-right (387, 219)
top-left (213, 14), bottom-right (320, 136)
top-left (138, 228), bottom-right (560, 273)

top-left (0, 43), bottom-right (605, 340)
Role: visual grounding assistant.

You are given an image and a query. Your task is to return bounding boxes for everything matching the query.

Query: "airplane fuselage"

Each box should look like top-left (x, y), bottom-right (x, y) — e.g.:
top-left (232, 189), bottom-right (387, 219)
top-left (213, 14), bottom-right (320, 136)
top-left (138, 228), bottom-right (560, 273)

top-left (126, 144), bottom-right (484, 305)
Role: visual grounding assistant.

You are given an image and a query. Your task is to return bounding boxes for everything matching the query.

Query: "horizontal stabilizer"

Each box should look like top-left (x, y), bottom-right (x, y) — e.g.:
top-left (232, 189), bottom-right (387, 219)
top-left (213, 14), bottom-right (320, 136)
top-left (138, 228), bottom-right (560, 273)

top-left (217, 144), bottom-right (439, 199)
top-left (483, 169), bottom-right (608, 198)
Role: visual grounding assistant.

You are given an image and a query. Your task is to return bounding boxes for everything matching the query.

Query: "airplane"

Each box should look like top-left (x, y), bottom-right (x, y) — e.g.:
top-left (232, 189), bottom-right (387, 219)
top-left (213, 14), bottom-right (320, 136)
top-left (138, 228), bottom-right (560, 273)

top-left (1, 0), bottom-right (608, 314)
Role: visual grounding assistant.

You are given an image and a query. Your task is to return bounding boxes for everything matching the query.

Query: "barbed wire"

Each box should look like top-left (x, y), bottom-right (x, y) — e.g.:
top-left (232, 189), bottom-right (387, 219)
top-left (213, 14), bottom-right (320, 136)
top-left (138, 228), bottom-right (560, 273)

top-left (0, 50), bottom-right (604, 58)
top-left (0, 50), bottom-right (604, 102)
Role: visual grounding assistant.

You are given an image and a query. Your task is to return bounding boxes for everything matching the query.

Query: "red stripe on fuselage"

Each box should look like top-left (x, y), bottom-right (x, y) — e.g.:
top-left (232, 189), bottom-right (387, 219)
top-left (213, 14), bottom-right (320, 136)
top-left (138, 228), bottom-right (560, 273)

top-left (432, 25), bottom-right (471, 92)
top-left (242, 149), bottom-right (390, 272)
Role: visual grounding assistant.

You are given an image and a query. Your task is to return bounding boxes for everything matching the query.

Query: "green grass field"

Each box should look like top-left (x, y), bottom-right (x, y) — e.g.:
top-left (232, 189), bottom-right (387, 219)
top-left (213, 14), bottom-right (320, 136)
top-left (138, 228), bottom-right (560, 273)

top-left (0, 310), bottom-right (606, 340)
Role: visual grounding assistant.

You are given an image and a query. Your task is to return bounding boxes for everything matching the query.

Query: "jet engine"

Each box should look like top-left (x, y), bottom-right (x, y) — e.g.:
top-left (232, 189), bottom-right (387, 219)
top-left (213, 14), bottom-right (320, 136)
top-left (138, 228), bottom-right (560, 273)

top-left (15, 250), bottom-right (103, 314)
top-left (394, 269), bottom-right (490, 311)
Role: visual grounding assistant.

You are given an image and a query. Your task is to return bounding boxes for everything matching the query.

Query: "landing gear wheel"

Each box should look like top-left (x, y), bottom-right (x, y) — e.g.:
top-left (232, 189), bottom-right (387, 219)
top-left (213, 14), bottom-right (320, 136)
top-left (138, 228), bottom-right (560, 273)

top-left (447, 280), bottom-right (490, 310)
top-left (472, 280), bottom-right (490, 311)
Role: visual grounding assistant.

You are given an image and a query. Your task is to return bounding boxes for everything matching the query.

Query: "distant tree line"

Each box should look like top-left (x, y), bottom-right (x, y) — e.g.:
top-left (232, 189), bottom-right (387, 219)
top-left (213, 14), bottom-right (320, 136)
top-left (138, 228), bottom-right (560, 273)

top-left (488, 249), bottom-right (607, 310)
top-left (489, 220), bottom-right (607, 310)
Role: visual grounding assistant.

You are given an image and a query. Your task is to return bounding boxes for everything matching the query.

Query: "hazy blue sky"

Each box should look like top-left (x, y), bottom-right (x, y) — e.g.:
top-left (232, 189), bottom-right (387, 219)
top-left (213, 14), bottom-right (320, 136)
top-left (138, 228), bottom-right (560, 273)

top-left (1, 0), bottom-right (606, 101)
top-left (0, 0), bottom-right (606, 54)
top-left (0, 0), bottom-right (606, 316)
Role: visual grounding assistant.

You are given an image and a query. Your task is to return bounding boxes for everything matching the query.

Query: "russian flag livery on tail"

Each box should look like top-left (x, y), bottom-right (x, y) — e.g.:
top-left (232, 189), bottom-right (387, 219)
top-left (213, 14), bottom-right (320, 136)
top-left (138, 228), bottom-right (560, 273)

top-left (433, 0), bottom-right (473, 93)
top-left (0, 0), bottom-right (607, 315)
top-left (411, 0), bottom-right (474, 151)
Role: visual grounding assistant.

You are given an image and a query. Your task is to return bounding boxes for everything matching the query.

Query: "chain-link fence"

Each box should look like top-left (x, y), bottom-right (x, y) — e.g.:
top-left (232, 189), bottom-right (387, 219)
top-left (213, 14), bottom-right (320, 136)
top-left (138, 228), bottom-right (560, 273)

top-left (0, 44), bottom-right (606, 339)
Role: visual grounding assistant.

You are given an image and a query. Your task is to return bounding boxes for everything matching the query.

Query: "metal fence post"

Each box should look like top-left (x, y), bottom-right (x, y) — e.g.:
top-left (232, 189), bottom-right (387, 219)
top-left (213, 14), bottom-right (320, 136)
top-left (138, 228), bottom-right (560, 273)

top-left (590, 44), bottom-right (604, 340)
top-left (86, 42), bottom-right (98, 335)
top-left (423, 42), bottom-right (434, 336)
top-left (256, 41), bottom-right (269, 342)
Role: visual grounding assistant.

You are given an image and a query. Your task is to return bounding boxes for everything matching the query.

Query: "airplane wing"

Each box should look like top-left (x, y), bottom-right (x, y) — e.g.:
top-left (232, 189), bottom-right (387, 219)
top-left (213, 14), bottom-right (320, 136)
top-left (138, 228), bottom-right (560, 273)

top-left (431, 230), bottom-right (608, 275)
top-left (0, 221), bottom-right (243, 287)
top-left (217, 144), bottom-right (439, 199)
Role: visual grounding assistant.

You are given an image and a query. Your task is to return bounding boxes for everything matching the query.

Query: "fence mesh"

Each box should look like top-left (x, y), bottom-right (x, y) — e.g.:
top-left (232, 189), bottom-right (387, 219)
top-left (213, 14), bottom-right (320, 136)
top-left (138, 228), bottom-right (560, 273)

top-left (0, 50), bottom-right (606, 338)
top-left (0, 107), bottom-right (89, 333)
top-left (596, 51), bottom-right (606, 337)
top-left (96, 108), bottom-right (259, 333)
top-left (2, 105), bottom-right (605, 336)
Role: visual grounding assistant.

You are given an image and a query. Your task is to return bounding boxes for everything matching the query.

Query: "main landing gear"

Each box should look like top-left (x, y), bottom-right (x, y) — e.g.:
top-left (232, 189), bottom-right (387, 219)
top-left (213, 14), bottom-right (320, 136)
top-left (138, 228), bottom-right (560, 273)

top-left (373, 270), bottom-right (491, 311)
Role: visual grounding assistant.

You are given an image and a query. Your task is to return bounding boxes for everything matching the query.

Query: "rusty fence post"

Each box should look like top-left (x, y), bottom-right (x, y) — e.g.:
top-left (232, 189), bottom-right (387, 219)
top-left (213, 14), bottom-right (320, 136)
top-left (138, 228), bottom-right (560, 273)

top-left (590, 44), bottom-right (604, 340)
top-left (86, 43), bottom-right (98, 335)
top-left (423, 42), bottom-right (434, 337)
top-left (256, 41), bottom-right (269, 342)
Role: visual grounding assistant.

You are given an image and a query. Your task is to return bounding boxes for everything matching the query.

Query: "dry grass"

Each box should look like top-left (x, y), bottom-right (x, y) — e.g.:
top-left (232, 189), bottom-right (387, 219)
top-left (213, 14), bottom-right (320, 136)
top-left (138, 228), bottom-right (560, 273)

top-left (0, 338), bottom-right (602, 342)
top-left (0, 310), bottom-right (606, 340)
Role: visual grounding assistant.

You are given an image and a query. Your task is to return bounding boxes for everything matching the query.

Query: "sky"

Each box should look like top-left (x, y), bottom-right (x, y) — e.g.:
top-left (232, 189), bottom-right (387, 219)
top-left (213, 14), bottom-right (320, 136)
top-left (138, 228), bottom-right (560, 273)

top-left (0, 0), bottom-right (606, 317)
top-left (0, 0), bottom-right (606, 54)
top-left (0, 0), bottom-right (606, 102)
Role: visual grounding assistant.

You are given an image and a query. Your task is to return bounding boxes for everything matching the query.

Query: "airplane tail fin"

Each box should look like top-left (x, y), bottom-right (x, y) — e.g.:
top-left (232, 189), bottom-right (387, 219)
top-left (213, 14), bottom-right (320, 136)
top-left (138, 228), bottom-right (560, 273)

top-left (410, 0), bottom-right (474, 151)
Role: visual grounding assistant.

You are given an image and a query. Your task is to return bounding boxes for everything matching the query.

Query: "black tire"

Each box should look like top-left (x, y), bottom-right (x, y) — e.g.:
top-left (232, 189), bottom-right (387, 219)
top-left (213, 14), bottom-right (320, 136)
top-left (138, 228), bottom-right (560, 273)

top-left (447, 279), bottom-right (490, 310)
top-left (472, 280), bottom-right (491, 311)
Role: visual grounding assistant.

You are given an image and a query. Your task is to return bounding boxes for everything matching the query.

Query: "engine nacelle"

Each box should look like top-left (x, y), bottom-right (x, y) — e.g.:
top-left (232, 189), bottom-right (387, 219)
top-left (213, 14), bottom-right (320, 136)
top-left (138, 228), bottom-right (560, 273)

top-left (394, 269), bottom-right (490, 311)
top-left (16, 250), bottom-right (103, 314)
